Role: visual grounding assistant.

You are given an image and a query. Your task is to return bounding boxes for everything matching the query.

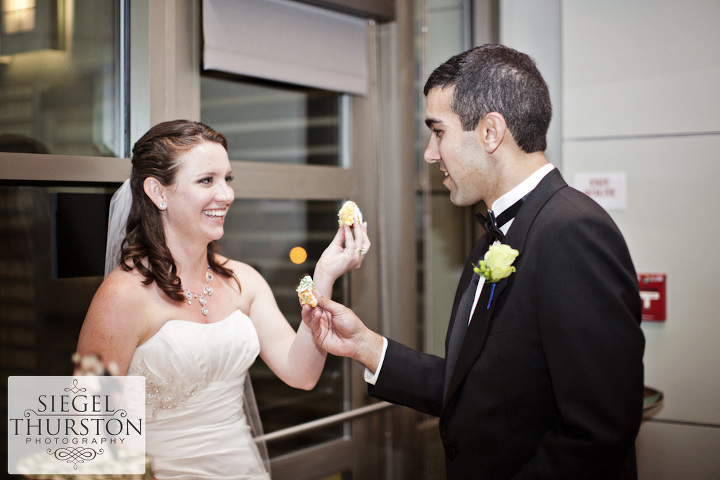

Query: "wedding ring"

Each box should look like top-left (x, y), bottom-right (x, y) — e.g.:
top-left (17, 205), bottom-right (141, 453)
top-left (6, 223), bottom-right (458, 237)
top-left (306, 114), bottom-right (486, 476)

top-left (358, 247), bottom-right (367, 256)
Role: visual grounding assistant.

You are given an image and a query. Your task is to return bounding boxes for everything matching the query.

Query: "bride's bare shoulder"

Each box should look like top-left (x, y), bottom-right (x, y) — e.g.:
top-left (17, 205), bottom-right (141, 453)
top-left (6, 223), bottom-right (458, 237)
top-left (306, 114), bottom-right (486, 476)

top-left (78, 267), bottom-right (159, 374)
top-left (102, 266), bottom-right (151, 295)
top-left (219, 257), bottom-right (265, 283)
top-left (86, 267), bottom-right (157, 321)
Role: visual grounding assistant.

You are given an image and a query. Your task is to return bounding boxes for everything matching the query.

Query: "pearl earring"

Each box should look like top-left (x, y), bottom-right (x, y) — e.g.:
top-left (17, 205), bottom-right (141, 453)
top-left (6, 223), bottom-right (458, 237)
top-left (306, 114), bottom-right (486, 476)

top-left (159, 202), bottom-right (166, 210)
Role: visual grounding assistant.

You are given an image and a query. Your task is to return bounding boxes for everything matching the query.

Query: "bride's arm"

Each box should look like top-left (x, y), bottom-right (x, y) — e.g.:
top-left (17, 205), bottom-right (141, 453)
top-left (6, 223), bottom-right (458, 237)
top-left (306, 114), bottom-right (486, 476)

top-left (243, 218), bottom-right (370, 390)
top-left (246, 271), bottom-right (325, 390)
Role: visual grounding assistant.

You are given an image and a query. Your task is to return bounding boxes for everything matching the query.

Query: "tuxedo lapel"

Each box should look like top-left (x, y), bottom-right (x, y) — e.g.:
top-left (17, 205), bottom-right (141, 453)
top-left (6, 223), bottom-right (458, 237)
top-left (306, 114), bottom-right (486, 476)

top-left (444, 275), bottom-right (508, 404)
top-left (444, 238), bottom-right (491, 349)
top-left (443, 168), bottom-right (568, 406)
top-left (443, 239), bottom-right (490, 396)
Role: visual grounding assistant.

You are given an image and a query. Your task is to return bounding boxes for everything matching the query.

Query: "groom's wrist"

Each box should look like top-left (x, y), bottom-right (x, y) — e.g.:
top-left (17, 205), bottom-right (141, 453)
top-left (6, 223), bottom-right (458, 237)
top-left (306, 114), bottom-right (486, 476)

top-left (355, 329), bottom-right (385, 373)
top-left (363, 337), bottom-right (388, 384)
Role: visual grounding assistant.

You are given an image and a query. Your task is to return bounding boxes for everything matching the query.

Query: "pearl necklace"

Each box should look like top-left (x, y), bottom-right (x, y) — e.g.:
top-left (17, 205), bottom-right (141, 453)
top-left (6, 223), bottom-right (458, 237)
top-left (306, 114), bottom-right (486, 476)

top-left (181, 266), bottom-right (214, 316)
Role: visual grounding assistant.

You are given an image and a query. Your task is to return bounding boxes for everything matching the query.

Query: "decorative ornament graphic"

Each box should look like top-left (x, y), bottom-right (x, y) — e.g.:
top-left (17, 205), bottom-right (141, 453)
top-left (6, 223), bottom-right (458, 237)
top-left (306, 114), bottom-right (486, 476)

top-left (48, 447), bottom-right (105, 470)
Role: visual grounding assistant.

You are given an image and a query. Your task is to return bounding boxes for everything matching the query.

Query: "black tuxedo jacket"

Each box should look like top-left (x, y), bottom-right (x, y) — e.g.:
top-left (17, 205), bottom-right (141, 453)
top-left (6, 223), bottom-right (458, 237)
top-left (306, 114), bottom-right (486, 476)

top-left (369, 169), bottom-right (645, 479)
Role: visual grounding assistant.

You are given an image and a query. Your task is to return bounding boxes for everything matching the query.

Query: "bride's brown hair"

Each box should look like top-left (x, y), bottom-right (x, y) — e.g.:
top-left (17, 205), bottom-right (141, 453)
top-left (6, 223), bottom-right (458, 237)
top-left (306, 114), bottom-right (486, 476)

top-left (120, 119), bottom-right (240, 300)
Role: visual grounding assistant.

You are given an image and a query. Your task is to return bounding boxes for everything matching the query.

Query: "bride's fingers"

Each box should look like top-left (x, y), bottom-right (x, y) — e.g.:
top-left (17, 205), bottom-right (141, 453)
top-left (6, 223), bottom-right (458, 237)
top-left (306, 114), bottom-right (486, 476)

top-left (355, 215), bottom-right (368, 247)
top-left (340, 215), bottom-right (370, 260)
top-left (342, 224), bottom-right (355, 252)
top-left (359, 222), bottom-right (370, 250)
top-left (346, 222), bottom-right (365, 252)
top-left (351, 216), bottom-right (362, 242)
top-left (330, 225), bottom-right (345, 247)
top-left (355, 221), bottom-right (370, 256)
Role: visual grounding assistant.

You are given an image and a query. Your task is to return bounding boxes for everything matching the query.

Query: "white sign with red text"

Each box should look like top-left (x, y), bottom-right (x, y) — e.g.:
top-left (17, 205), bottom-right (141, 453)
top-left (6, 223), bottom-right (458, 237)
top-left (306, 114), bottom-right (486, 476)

top-left (574, 172), bottom-right (627, 211)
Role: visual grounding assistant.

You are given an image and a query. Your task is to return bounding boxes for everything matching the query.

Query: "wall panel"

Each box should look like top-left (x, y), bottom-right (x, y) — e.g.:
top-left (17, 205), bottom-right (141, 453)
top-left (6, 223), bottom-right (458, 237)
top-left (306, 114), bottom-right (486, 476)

top-left (563, 136), bottom-right (720, 426)
top-left (563, 0), bottom-right (720, 139)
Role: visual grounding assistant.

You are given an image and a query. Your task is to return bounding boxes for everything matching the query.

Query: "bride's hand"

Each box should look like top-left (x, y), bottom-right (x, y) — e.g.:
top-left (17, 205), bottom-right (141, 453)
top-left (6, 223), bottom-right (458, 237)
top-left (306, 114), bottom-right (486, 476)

top-left (314, 213), bottom-right (370, 284)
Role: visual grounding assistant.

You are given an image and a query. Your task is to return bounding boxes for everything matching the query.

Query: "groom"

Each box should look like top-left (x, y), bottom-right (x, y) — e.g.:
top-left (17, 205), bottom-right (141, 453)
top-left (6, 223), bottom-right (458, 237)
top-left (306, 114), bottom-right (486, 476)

top-left (303, 44), bottom-right (645, 479)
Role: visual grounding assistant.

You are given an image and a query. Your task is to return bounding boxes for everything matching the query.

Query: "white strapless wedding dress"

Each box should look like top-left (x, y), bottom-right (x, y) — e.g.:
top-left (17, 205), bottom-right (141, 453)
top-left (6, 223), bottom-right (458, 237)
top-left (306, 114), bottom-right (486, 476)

top-left (127, 310), bottom-right (270, 479)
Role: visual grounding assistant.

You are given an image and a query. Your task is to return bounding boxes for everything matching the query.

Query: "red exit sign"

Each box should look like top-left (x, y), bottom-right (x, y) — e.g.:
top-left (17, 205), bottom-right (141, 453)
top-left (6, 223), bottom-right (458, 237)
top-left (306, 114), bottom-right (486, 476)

top-left (638, 273), bottom-right (666, 321)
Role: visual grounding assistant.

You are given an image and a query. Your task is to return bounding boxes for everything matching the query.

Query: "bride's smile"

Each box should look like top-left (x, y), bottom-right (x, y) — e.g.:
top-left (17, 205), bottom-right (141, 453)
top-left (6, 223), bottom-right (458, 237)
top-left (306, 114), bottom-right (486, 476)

top-left (160, 140), bottom-right (234, 245)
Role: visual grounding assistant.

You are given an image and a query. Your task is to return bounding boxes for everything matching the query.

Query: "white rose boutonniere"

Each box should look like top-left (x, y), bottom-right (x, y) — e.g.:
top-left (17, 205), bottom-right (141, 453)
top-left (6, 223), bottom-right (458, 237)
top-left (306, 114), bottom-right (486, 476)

top-left (473, 244), bottom-right (519, 283)
top-left (473, 244), bottom-right (519, 309)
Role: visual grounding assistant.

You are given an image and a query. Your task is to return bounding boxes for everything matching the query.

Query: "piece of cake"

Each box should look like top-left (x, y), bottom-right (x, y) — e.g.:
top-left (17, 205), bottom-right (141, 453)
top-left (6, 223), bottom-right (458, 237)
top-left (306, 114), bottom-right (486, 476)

top-left (296, 275), bottom-right (318, 307)
top-left (338, 200), bottom-right (363, 227)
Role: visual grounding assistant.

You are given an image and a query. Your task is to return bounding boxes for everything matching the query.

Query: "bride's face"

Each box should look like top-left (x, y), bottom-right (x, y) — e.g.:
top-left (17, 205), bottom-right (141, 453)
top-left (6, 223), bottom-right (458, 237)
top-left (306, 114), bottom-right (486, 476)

top-left (162, 140), bottom-right (234, 246)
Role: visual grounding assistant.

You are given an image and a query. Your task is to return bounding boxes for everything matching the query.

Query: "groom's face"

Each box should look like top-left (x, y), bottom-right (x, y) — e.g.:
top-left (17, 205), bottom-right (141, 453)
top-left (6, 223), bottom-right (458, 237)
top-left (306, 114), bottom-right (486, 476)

top-left (423, 86), bottom-right (494, 207)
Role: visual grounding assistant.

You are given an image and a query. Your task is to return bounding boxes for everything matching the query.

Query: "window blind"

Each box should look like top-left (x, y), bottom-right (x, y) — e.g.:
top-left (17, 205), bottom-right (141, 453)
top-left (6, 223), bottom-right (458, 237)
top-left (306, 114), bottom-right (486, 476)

top-left (203, 0), bottom-right (368, 95)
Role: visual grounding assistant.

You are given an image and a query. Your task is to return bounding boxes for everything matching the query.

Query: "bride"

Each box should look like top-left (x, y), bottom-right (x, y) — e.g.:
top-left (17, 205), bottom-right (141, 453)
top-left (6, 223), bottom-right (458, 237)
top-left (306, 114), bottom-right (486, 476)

top-left (75, 120), bottom-right (370, 479)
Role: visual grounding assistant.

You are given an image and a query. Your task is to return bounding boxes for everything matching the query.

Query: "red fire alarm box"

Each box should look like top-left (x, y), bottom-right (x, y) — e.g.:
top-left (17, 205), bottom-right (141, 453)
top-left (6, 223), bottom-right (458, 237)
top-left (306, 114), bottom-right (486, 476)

top-left (638, 273), bottom-right (666, 321)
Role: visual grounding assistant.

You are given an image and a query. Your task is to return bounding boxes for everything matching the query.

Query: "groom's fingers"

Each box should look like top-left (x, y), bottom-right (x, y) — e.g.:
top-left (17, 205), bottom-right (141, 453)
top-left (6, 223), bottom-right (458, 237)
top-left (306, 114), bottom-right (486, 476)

top-left (314, 291), bottom-right (343, 313)
top-left (301, 304), bottom-right (313, 326)
top-left (301, 304), bottom-right (322, 327)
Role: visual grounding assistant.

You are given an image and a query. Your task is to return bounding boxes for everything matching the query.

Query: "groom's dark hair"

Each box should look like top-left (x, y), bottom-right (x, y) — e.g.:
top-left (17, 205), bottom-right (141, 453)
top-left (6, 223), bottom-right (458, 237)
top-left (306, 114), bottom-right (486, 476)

top-left (424, 43), bottom-right (552, 154)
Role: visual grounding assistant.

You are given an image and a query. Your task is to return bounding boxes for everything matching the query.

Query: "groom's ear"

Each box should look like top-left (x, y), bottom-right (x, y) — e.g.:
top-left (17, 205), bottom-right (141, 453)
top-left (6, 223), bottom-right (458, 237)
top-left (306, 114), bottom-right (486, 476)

top-left (143, 177), bottom-right (166, 209)
top-left (480, 112), bottom-right (507, 154)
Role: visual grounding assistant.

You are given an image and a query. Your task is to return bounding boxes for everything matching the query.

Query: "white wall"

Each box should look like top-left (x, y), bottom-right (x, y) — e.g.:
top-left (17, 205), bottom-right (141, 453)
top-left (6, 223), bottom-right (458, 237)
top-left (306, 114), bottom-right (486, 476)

top-left (503, 1), bottom-right (720, 478)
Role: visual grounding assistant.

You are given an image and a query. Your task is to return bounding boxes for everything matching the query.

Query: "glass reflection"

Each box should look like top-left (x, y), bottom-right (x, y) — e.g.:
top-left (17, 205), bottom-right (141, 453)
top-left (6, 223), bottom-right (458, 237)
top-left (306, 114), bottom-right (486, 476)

top-left (0, 183), bottom-right (116, 479)
top-left (0, 0), bottom-right (123, 156)
top-left (201, 74), bottom-right (342, 166)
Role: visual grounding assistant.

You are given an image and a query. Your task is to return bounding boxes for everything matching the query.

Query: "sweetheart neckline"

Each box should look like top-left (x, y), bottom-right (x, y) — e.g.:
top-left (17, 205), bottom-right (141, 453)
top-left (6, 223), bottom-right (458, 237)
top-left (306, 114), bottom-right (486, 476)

top-left (137, 309), bottom-right (251, 348)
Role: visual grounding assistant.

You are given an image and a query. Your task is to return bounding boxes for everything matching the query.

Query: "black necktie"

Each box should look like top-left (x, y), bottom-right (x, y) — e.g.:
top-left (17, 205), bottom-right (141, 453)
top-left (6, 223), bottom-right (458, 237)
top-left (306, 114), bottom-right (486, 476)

top-left (475, 195), bottom-right (527, 244)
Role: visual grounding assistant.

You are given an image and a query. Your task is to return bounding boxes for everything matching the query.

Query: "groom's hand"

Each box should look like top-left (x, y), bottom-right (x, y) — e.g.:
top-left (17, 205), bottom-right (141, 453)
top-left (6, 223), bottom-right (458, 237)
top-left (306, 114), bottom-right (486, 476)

top-left (301, 293), bottom-right (384, 373)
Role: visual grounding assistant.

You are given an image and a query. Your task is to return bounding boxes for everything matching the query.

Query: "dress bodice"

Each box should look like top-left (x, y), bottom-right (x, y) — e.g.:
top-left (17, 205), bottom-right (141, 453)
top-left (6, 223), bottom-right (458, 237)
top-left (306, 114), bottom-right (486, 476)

top-left (128, 310), bottom-right (269, 479)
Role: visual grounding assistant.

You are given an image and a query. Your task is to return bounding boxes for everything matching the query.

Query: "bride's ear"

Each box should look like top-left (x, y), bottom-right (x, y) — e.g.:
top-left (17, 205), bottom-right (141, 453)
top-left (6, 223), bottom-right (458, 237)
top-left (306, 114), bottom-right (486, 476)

top-left (143, 177), bottom-right (167, 211)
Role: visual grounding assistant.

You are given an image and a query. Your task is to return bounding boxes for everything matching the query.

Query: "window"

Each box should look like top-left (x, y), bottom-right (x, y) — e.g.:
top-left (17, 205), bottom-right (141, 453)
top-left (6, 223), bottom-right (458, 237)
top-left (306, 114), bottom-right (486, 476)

top-left (0, 0), bottom-right (125, 156)
top-left (201, 74), bottom-right (345, 166)
top-left (202, 72), bottom-right (351, 456)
